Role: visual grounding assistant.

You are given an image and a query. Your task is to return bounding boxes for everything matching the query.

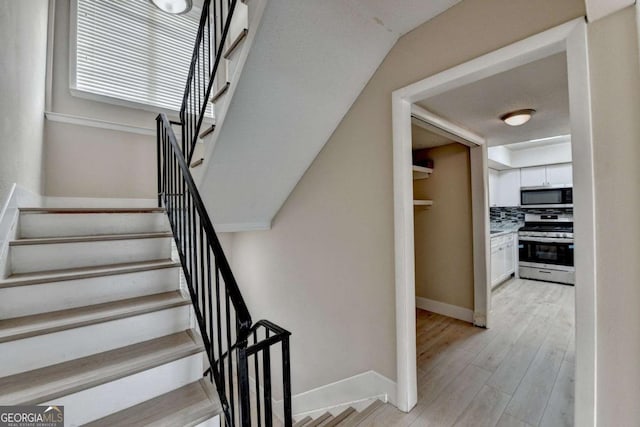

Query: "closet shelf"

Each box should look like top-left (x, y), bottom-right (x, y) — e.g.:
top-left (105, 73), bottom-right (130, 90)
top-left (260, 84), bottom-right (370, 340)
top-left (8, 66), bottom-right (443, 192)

top-left (412, 165), bottom-right (433, 180)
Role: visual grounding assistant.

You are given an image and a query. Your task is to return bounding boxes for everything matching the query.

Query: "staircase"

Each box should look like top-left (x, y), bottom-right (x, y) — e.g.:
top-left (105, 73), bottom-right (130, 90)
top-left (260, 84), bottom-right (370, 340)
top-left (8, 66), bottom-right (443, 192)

top-left (0, 207), bottom-right (221, 426)
top-left (292, 400), bottom-right (389, 427)
top-left (0, 0), bottom-right (291, 425)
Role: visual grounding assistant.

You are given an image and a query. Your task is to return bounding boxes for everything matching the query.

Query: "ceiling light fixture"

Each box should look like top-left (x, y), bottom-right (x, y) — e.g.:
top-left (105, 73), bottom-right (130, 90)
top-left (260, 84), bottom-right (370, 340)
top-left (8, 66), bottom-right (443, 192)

top-left (500, 109), bottom-right (536, 126)
top-left (150, 0), bottom-right (192, 14)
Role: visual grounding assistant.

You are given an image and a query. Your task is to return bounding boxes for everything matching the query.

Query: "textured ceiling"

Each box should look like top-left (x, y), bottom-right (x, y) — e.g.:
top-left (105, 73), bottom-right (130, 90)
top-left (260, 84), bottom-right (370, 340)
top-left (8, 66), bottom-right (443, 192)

top-left (417, 52), bottom-right (570, 147)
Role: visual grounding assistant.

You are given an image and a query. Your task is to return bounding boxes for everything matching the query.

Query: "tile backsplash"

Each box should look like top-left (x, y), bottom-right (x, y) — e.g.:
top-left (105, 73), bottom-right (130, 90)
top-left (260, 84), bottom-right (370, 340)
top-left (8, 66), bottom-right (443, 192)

top-left (490, 207), bottom-right (524, 230)
top-left (490, 207), bottom-right (573, 230)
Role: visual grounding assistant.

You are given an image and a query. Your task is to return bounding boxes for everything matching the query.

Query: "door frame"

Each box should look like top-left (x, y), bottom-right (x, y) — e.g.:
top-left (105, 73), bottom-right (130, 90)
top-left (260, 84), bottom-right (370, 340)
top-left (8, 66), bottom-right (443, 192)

top-left (391, 18), bottom-right (597, 427)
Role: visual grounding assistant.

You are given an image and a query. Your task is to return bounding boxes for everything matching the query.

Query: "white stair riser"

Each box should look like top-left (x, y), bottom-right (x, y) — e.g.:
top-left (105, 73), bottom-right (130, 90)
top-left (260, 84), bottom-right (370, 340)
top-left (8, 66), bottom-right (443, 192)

top-left (10, 238), bottom-right (172, 274)
top-left (0, 268), bottom-right (180, 319)
top-left (0, 305), bottom-right (190, 378)
top-left (19, 213), bottom-right (170, 239)
top-left (41, 353), bottom-right (204, 426)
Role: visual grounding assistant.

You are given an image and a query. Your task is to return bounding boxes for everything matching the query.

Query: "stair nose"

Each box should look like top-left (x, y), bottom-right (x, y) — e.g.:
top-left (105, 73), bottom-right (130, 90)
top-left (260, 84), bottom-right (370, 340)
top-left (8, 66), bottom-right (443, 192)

top-left (0, 291), bottom-right (189, 344)
top-left (0, 330), bottom-right (209, 426)
top-left (18, 208), bottom-right (170, 239)
top-left (84, 378), bottom-right (222, 427)
top-left (0, 291), bottom-right (192, 379)
top-left (0, 259), bottom-right (181, 319)
top-left (9, 232), bottom-right (173, 275)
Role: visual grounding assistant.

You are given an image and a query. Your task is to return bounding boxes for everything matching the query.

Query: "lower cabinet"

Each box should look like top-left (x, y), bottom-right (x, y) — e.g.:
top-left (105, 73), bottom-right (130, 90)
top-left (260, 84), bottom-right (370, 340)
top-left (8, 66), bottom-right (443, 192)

top-left (491, 233), bottom-right (516, 288)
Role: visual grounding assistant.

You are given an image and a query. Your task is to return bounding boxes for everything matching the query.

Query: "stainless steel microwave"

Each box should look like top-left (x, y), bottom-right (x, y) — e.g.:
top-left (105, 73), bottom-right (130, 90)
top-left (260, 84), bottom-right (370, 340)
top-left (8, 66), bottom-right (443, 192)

top-left (520, 186), bottom-right (573, 208)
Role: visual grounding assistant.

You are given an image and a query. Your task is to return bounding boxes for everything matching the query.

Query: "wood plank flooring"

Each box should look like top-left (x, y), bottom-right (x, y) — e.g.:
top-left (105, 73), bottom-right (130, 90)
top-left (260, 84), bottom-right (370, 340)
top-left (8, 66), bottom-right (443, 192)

top-left (362, 279), bottom-right (575, 427)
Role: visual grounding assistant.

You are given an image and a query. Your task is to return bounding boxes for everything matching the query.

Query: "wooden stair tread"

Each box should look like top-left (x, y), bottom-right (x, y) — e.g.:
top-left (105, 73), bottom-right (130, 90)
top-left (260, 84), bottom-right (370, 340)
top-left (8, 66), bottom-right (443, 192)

top-left (0, 259), bottom-right (179, 289)
top-left (0, 330), bottom-right (203, 405)
top-left (334, 410), bottom-right (359, 426)
top-left (0, 291), bottom-right (188, 343)
top-left (305, 412), bottom-right (332, 427)
top-left (84, 378), bottom-right (221, 427)
top-left (340, 400), bottom-right (384, 426)
top-left (294, 416), bottom-right (312, 427)
top-left (19, 208), bottom-right (165, 214)
top-left (10, 231), bottom-right (172, 246)
top-left (224, 28), bottom-right (248, 58)
top-left (198, 124), bottom-right (215, 139)
top-left (210, 82), bottom-right (230, 103)
top-left (321, 407), bottom-right (356, 427)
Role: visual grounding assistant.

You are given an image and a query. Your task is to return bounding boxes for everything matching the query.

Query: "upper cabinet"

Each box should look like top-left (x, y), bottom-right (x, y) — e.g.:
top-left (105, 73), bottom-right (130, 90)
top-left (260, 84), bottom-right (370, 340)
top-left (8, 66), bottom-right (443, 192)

top-left (489, 168), bottom-right (521, 207)
top-left (521, 163), bottom-right (573, 187)
top-left (489, 169), bottom-right (499, 207)
top-left (520, 166), bottom-right (547, 187)
top-left (497, 169), bottom-right (521, 207)
top-left (546, 163), bottom-right (573, 186)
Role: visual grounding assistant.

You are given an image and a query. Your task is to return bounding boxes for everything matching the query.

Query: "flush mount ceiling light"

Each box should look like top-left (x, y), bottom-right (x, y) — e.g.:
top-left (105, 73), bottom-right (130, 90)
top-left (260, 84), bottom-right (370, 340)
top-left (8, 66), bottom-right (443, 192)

top-left (150, 0), bottom-right (192, 14)
top-left (500, 109), bottom-right (536, 126)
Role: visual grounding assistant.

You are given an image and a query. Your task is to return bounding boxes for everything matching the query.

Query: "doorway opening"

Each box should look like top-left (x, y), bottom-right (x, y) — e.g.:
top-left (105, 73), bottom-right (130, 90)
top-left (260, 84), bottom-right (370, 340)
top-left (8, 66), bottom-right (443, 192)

top-left (391, 18), bottom-right (595, 427)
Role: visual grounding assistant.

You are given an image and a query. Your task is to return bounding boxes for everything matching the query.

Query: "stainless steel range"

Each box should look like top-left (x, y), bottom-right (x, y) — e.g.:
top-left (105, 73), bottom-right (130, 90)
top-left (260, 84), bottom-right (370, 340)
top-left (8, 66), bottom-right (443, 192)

top-left (518, 213), bottom-right (575, 285)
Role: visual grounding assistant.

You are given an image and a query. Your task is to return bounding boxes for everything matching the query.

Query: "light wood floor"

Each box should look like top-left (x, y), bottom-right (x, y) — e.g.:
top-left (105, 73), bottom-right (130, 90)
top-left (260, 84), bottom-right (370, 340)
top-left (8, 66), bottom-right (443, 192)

top-left (362, 278), bottom-right (575, 427)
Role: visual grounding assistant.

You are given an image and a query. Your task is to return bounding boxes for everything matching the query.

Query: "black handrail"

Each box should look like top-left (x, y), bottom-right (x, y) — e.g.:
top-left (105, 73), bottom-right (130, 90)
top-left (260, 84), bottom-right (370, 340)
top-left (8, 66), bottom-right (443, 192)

top-left (157, 113), bottom-right (292, 426)
top-left (179, 0), bottom-right (240, 164)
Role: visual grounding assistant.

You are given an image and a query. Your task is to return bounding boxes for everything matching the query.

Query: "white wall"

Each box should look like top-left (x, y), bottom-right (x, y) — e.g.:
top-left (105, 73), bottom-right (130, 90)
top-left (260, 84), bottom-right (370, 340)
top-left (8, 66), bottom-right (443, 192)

top-left (0, 0), bottom-right (49, 202)
top-left (588, 6), bottom-right (640, 425)
top-left (227, 0), bottom-right (585, 397)
top-left (44, 0), bottom-right (158, 199)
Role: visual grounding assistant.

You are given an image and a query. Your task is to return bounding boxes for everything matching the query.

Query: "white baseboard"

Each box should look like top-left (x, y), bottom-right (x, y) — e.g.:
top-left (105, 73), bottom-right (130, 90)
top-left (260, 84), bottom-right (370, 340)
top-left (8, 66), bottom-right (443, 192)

top-left (473, 313), bottom-right (487, 328)
top-left (271, 370), bottom-right (396, 420)
top-left (0, 184), bottom-right (41, 278)
top-left (415, 296), bottom-right (474, 323)
top-left (41, 196), bottom-right (157, 208)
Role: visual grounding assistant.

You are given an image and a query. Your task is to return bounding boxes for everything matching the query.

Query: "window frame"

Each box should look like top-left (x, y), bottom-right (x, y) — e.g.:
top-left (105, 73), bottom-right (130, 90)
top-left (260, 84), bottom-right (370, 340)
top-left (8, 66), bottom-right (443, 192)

top-left (68, 0), bottom-right (200, 118)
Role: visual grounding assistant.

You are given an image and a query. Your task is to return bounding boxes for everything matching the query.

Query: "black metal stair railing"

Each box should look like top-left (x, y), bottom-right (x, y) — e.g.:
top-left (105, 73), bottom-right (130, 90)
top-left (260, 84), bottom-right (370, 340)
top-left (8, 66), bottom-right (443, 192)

top-left (158, 114), bottom-right (292, 426)
top-left (180, 0), bottom-right (238, 164)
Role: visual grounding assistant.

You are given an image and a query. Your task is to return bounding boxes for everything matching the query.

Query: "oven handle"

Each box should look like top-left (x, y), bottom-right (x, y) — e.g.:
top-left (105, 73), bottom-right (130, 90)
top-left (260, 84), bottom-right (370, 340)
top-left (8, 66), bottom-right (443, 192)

top-left (518, 237), bottom-right (574, 244)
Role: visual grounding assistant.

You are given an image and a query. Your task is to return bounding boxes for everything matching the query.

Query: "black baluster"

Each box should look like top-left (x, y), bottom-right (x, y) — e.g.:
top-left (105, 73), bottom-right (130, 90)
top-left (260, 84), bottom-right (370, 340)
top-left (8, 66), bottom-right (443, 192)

top-left (226, 288), bottom-right (235, 424)
top-left (238, 345), bottom-right (250, 427)
top-left (206, 241), bottom-right (213, 382)
top-left (254, 330), bottom-right (262, 427)
top-left (263, 346), bottom-right (272, 427)
top-left (216, 263), bottom-right (225, 396)
top-left (282, 337), bottom-right (292, 427)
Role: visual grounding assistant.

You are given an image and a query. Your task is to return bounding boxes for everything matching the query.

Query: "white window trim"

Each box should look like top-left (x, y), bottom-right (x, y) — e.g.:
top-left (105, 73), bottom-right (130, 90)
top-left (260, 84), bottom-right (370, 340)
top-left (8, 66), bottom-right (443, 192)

top-left (67, 0), bottom-right (208, 120)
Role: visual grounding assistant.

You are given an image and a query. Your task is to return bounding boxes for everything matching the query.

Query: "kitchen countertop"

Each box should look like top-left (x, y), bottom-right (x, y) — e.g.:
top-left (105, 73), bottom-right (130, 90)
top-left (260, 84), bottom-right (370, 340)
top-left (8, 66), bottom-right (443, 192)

top-left (490, 229), bottom-right (519, 238)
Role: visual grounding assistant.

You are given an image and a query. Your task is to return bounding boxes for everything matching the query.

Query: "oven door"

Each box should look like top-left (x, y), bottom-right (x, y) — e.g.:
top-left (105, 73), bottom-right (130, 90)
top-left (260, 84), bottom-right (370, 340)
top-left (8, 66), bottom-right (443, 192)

top-left (518, 237), bottom-right (574, 267)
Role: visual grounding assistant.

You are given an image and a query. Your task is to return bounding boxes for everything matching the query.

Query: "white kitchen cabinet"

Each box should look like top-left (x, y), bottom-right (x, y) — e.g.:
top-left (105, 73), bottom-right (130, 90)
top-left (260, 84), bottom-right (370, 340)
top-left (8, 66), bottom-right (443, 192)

top-left (546, 163), bottom-right (573, 186)
top-left (489, 168), bottom-right (520, 207)
top-left (504, 237), bottom-right (515, 274)
top-left (490, 233), bottom-right (516, 288)
top-left (520, 166), bottom-right (547, 187)
top-left (489, 168), bottom-right (499, 207)
top-left (521, 164), bottom-right (573, 187)
top-left (490, 245), bottom-right (502, 285)
top-left (497, 169), bottom-right (521, 207)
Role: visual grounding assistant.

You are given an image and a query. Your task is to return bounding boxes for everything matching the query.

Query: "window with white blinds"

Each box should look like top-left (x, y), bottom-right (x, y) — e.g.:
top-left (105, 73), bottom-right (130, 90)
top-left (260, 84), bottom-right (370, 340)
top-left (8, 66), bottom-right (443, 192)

top-left (71, 0), bottom-right (200, 113)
